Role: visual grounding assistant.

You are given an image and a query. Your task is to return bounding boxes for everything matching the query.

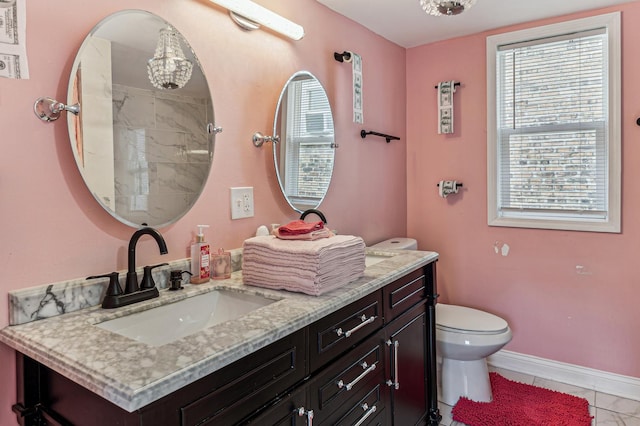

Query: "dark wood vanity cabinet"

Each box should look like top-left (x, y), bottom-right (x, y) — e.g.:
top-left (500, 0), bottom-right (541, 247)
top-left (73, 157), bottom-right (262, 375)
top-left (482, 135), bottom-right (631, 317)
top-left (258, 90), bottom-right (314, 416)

top-left (247, 261), bottom-right (440, 426)
top-left (13, 261), bottom-right (439, 426)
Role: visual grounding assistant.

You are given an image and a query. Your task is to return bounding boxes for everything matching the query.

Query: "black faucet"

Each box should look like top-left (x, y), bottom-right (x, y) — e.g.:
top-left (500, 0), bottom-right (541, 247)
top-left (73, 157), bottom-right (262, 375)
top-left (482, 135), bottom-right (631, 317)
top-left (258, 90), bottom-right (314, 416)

top-left (125, 227), bottom-right (168, 294)
top-left (88, 227), bottom-right (169, 309)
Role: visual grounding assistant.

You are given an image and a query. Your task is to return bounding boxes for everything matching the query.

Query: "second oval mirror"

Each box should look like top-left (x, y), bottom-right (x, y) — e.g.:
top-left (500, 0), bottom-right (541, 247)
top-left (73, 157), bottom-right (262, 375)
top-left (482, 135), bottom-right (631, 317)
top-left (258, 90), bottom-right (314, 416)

top-left (67, 10), bottom-right (216, 228)
top-left (273, 71), bottom-right (335, 213)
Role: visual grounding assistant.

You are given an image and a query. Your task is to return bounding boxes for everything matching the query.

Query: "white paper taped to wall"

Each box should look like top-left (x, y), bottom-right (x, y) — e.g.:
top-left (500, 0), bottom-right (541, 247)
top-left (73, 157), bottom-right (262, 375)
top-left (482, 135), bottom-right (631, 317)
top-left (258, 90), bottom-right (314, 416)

top-left (352, 52), bottom-right (363, 124)
top-left (437, 81), bottom-right (456, 134)
top-left (0, 0), bottom-right (29, 79)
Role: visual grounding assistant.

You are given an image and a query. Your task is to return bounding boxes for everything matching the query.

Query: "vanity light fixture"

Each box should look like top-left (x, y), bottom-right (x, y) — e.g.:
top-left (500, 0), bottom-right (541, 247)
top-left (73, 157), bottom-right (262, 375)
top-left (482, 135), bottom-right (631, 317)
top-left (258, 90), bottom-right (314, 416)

top-left (419, 0), bottom-right (477, 16)
top-left (147, 26), bottom-right (193, 90)
top-left (207, 0), bottom-right (304, 41)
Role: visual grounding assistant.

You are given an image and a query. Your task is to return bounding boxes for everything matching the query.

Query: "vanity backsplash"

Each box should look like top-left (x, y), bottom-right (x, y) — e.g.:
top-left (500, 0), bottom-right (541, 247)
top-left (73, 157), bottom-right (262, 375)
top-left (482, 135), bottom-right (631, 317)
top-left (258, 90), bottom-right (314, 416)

top-left (8, 249), bottom-right (243, 326)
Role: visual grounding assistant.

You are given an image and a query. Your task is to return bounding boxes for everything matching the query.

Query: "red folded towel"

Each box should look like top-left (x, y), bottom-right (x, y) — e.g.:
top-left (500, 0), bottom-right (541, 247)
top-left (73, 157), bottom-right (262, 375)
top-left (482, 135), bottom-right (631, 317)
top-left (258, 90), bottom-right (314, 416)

top-left (277, 220), bottom-right (324, 236)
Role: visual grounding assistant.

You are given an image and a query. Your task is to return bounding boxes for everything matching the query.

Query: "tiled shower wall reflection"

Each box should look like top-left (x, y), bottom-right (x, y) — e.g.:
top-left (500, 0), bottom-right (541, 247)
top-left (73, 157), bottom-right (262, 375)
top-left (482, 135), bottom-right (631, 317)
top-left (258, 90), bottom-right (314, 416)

top-left (112, 84), bottom-right (211, 226)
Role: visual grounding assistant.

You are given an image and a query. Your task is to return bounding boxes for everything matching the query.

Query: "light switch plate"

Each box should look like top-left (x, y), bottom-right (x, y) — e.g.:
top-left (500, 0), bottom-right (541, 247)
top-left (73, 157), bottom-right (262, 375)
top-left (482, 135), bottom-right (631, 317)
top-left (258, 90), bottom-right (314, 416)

top-left (230, 187), bottom-right (254, 219)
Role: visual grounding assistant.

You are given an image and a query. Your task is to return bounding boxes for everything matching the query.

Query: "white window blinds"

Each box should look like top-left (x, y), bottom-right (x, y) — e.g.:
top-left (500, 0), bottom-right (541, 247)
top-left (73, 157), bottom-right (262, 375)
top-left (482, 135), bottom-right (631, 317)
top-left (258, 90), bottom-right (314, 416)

top-left (487, 12), bottom-right (620, 232)
top-left (283, 78), bottom-right (334, 206)
top-left (497, 29), bottom-right (607, 218)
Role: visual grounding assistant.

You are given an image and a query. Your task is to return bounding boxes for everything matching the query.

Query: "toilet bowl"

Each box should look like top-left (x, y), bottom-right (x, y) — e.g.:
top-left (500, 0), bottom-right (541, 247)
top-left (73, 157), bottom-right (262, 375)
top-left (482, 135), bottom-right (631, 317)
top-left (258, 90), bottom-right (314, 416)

top-left (436, 303), bottom-right (512, 405)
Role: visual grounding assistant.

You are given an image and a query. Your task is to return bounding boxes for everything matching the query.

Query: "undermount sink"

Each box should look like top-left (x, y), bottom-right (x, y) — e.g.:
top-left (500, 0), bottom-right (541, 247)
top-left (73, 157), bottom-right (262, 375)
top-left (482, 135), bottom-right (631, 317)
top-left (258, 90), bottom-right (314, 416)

top-left (96, 290), bottom-right (279, 347)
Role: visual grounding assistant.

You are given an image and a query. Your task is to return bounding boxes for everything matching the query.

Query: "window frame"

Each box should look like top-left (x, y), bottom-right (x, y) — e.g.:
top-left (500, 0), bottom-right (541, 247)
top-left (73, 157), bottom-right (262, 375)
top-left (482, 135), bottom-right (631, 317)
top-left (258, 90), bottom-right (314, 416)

top-left (486, 12), bottom-right (621, 233)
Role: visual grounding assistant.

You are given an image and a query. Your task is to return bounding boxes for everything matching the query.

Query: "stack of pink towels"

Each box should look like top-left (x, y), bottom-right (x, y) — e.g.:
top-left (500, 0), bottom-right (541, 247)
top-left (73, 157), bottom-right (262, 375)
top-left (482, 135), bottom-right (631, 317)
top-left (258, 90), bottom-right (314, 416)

top-left (242, 235), bottom-right (366, 296)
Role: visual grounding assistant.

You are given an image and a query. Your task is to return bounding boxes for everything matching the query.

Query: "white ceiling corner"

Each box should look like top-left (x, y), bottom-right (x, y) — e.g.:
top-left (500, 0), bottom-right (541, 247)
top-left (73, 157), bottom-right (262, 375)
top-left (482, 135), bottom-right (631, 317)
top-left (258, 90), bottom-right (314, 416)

top-left (315, 0), bottom-right (636, 48)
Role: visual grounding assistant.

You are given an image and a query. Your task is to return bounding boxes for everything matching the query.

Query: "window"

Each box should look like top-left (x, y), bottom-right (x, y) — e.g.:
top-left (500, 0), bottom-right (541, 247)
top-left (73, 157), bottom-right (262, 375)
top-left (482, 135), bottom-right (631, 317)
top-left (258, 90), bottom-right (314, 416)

top-left (487, 13), bottom-right (620, 232)
top-left (282, 78), bottom-right (335, 207)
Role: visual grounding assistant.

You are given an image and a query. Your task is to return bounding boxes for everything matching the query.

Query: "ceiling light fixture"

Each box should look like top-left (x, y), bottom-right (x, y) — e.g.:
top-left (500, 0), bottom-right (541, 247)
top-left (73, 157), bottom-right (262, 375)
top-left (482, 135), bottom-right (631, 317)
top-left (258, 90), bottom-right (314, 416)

top-left (419, 0), bottom-right (477, 16)
top-left (147, 27), bottom-right (193, 90)
top-left (207, 0), bottom-right (304, 40)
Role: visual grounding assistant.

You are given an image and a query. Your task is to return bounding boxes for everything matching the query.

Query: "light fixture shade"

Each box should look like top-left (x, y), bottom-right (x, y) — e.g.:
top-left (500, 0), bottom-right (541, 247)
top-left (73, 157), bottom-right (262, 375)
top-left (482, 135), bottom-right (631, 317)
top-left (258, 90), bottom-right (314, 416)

top-left (147, 27), bottom-right (194, 90)
top-left (207, 0), bottom-right (304, 40)
top-left (419, 0), bottom-right (477, 16)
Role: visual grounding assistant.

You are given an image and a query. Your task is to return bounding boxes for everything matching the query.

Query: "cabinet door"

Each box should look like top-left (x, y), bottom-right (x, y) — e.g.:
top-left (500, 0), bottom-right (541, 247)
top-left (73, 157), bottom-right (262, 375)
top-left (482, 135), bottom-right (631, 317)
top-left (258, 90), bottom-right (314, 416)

top-left (385, 303), bottom-right (429, 426)
top-left (243, 387), bottom-right (310, 426)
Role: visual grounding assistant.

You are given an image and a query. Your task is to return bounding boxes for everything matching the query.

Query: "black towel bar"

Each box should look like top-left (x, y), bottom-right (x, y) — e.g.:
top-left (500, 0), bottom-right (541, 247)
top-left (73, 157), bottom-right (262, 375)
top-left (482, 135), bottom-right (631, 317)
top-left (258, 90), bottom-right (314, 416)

top-left (360, 130), bottom-right (400, 143)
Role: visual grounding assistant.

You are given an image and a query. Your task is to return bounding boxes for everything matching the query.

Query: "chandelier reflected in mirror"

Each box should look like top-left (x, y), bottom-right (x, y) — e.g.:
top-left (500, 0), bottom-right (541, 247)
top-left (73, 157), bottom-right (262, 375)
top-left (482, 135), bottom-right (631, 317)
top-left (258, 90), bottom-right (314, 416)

top-left (147, 27), bottom-right (194, 90)
top-left (419, 0), bottom-right (477, 16)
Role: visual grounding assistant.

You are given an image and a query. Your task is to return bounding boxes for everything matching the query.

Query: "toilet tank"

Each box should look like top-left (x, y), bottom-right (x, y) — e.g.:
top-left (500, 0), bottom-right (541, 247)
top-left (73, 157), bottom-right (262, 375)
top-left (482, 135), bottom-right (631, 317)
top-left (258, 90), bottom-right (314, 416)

top-left (371, 238), bottom-right (417, 250)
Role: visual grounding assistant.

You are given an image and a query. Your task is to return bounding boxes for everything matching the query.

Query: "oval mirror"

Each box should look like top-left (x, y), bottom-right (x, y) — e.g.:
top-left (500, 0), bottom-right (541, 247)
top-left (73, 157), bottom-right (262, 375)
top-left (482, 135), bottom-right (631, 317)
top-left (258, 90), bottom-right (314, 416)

top-left (67, 10), bottom-right (216, 228)
top-left (273, 71), bottom-right (335, 213)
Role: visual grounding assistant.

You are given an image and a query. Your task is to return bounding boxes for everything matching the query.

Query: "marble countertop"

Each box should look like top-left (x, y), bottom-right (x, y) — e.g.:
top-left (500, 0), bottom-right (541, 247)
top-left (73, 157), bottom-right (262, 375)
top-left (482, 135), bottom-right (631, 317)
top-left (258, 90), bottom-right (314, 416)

top-left (0, 249), bottom-right (438, 412)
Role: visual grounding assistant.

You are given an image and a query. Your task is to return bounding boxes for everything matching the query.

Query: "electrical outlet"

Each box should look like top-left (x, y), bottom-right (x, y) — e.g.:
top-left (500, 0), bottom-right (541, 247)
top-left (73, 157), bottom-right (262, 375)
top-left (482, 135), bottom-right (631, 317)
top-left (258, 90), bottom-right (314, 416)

top-left (230, 187), bottom-right (254, 219)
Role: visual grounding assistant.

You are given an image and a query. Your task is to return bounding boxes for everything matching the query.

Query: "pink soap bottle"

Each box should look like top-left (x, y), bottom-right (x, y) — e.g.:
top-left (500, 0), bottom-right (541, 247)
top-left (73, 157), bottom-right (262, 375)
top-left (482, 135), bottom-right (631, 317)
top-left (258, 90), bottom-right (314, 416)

top-left (190, 225), bottom-right (210, 284)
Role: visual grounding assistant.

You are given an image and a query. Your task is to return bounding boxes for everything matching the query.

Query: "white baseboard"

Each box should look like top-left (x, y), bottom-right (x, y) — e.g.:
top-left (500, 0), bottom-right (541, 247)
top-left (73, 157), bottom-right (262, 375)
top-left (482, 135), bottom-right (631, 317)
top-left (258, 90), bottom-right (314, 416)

top-left (488, 350), bottom-right (640, 401)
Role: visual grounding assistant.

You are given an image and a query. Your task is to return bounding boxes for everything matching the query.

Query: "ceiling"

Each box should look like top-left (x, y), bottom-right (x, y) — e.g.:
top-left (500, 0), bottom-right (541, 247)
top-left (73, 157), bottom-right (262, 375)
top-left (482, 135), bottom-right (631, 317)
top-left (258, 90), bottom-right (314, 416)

top-left (315, 0), bottom-right (635, 48)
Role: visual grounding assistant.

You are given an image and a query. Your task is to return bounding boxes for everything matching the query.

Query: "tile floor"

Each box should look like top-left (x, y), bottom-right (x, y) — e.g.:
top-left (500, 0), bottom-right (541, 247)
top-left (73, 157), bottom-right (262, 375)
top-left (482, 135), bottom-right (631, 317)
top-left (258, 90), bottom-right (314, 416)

top-left (438, 366), bottom-right (640, 425)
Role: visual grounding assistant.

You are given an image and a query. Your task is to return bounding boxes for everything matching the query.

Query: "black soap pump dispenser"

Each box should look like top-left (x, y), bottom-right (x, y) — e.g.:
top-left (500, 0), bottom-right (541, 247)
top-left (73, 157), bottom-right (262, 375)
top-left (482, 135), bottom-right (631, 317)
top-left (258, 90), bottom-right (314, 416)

top-left (169, 270), bottom-right (192, 291)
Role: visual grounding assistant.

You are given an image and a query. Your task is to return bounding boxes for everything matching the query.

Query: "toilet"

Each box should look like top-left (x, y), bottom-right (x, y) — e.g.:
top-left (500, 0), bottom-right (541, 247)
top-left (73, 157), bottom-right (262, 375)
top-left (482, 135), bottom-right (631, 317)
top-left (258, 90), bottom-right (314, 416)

top-left (436, 304), bottom-right (512, 405)
top-left (370, 237), bottom-right (418, 250)
top-left (371, 238), bottom-right (513, 406)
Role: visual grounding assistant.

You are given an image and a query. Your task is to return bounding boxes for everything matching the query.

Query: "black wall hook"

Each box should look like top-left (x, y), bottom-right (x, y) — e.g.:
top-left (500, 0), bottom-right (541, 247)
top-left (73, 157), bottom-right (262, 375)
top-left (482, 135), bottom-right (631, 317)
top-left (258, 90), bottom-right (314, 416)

top-left (334, 51), bottom-right (352, 62)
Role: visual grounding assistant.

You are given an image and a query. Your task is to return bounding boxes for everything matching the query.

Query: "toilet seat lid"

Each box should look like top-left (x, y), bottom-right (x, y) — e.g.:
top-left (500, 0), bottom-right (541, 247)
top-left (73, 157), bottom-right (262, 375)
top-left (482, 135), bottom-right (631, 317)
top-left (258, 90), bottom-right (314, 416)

top-left (436, 304), bottom-right (509, 334)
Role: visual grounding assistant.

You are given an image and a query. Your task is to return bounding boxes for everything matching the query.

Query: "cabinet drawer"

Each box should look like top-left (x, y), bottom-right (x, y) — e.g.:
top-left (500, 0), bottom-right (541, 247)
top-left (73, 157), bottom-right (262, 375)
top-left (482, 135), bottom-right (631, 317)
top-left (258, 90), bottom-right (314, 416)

top-left (180, 329), bottom-right (306, 426)
top-left (309, 331), bottom-right (387, 424)
top-left (322, 383), bottom-right (387, 426)
top-left (383, 267), bottom-right (427, 322)
top-left (309, 290), bottom-right (383, 372)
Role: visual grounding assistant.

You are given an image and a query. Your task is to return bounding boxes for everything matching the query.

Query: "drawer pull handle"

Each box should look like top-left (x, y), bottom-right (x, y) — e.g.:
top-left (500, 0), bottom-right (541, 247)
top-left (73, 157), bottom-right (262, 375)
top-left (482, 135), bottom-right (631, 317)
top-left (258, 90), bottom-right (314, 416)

top-left (353, 403), bottom-right (377, 426)
top-left (337, 362), bottom-right (377, 391)
top-left (386, 339), bottom-right (400, 390)
top-left (335, 314), bottom-right (376, 338)
top-left (296, 407), bottom-right (314, 426)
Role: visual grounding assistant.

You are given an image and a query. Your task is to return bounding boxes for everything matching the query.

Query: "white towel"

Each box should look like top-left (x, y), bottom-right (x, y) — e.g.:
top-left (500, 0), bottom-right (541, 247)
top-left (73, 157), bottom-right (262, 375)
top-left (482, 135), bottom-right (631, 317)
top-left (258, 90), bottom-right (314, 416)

top-left (438, 80), bottom-right (456, 134)
top-left (242, 235), bottom-right (366, 296)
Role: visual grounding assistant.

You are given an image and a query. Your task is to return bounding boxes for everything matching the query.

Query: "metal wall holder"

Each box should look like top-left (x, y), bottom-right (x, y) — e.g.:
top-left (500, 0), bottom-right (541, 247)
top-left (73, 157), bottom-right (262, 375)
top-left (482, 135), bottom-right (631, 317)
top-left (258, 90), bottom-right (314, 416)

top-left (334, 51), bottom-right (353, 63)
top-left (436, 182), bottom-right (463, 188)
top-left (360, 130), bottom-right (400, 143)
top-left (433, 81), bottom-right (461, 89)
top-left (252, 132), bottom-right (280, 147)
top-left (34, 97), bottom-right (80, 122)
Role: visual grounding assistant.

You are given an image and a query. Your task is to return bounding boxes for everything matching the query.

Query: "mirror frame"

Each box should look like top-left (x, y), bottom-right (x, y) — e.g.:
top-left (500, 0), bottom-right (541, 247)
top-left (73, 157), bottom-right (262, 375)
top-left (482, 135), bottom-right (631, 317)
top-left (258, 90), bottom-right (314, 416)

top-left (272, 70), bottom-right (335, 213)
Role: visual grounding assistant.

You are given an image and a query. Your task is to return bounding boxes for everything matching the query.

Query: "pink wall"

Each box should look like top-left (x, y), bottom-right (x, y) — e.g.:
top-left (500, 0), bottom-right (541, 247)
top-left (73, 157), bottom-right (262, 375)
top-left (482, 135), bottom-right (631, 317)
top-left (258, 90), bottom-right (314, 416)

top-left (407, 3), bottom-right (640, 379)
top-left (0, 0), bottom-right (406, 423)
